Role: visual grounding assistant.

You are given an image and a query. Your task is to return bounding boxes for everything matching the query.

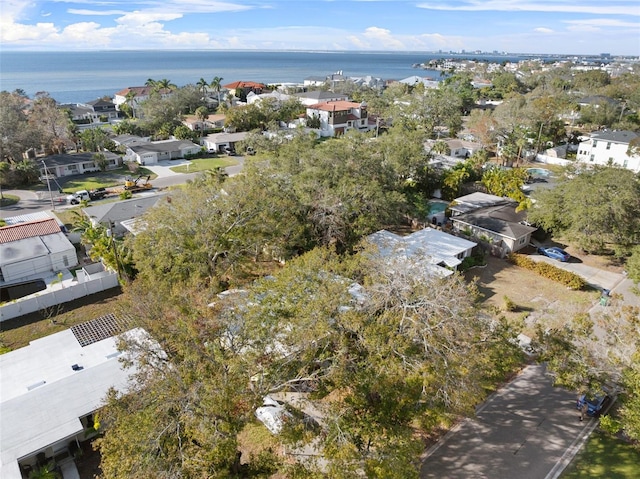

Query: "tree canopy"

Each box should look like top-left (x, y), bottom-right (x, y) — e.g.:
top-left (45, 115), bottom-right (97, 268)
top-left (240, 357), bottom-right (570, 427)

top-left (527, 166), bottom-right (640, 255)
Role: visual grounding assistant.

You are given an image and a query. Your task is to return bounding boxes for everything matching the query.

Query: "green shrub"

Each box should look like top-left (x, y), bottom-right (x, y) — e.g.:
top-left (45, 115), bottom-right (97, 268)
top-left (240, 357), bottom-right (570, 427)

top-left (508, 253), bottom-right (587, 290)
top-left (119, 190), bottom-right (133, 200)
top-left (503, 295), bottom-right (517, 312)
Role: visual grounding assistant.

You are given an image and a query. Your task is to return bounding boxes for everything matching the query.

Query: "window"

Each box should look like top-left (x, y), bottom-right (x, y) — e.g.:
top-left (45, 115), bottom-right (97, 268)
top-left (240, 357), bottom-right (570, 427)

top-left (623, 159), bottom-right (629, 168)
top-left (593, 140), bottom-right (598, 147)
top-left (606, 142), bottom-right (611, 150)
top-left (63, 255), bottom-right (69, 267)
top-left (590, 154), bottom-right (595, 162)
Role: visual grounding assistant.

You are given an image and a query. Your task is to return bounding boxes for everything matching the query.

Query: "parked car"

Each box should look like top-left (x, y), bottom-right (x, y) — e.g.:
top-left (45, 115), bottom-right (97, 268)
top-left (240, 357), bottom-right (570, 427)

top-left (537, 246), bottom-right (570, 262)
top-left (576, 393), bottom-right (611, 417)
top-left (255, 396), bottom-right (292, 434)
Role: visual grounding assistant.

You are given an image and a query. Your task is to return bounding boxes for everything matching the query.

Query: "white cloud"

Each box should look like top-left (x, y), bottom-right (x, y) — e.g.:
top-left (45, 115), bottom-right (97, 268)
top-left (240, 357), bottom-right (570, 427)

top-left (534, 27), bottom-right (554, 33)
top-left (68, 9), bottom-right (130, 16)
top-left (416, 1), bottom-right (640, 16)
top-left (564, 18), bottom-right (640, 27)
top-left (115, 11), bottom-right (183, 27)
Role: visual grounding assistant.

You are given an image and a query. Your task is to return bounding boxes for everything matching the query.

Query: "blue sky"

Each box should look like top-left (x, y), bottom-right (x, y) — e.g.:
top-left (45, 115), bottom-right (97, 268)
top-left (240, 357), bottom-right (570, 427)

top-left (1, 0), bottom-right (639, 55)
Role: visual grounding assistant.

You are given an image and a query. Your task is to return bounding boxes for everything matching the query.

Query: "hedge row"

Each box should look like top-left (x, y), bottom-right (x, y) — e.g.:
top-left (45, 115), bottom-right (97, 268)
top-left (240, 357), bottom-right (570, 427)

top-left (507, 253), bottom-right (587, 290)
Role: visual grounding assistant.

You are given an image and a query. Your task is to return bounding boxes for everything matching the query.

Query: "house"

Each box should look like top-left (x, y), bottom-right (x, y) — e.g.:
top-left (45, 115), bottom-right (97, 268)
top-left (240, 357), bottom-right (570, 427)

top-left (294, 90), bottom-right (349, 106)
top-left (62, 98), bottom-right (120, 127)
top-left (124, 139), bottom-right (201, 165)
top-left (41, 151), bottom-right (121, 177)
top-left (246, 90), bottom-right (293, 106)
top-left (367, 228), bottom-right (477, 279)
top-left (113, 86), bottom-right (173, 117)
top-left (397, 76), bottom-right (440, 89)
top-left (576, 129), bottom-right (640, 172)
top-left (449, 192), bottom-right (537, 255)
top-left (201, 131), bottom-right (250, 153)
top-left (223, 81), bottom-right (267, 101)
top-left (0, 218), bottom-right (78, 284)
top-left (425, 138), bottom-right (484, 158)
top-left (305, 100), bottom-right (374, 137)
top-left (82, 194), bottom-right (168, 237)
top-left (182, 113), bottom-right (226, 132)
top-left (0, 316), bottom-right (142, 479)
top-left (111, 134), bottom-right (151, 147)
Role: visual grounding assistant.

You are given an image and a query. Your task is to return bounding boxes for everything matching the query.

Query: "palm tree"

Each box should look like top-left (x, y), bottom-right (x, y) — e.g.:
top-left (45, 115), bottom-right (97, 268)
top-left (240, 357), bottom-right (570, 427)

top-left (210, 76), bottom-right (223, 107)
top-left (155, 78), bottom-right (177, 92)
top-left (145, 78), bottom-right (157, 88)
top-left (124, 90), bottom-right (137, 118)
top-left (196, 78), bottom-right (209, 101)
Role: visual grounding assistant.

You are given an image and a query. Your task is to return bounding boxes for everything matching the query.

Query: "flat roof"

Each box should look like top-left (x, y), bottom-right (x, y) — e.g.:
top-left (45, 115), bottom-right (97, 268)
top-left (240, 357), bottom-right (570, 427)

top-left (0, 325), bottom-right (143, 478)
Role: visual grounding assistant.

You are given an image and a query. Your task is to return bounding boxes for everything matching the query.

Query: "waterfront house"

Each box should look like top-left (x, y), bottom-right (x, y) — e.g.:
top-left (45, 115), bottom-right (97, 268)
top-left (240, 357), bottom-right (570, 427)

top-left (576, 129), bottom-right (639, 173)
top-left (182, 113), bottom-right (226, 132)
top-left (62, 98), bottom-right (119, 125)
top-left (223, 81), bottom-right (267, 102)
top-left (305, 100), bottom-right (374, 137)
top-left (113, 86), bottom-right (173, 117)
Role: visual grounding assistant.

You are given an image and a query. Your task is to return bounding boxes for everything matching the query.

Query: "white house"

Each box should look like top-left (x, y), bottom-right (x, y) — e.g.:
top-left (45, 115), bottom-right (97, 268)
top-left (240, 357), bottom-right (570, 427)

top-left (305, 100), bottom-right (374, 137)
top-left (0, 317), bottom-right (143, 479)
top-left (201, 131), bottom-right (250, 153)
top-left (0, 218), bottom-right (78, 284)
top-left (294, 90), bottom-right (349, 106)
top-left (113, 86), bottom-right (173, 117)
top-left (124, 139), bottom-right (201, 165)
top-left (367, 228), bottom-right (477, 279)
top-left (576, 129), bottom-right (640, 173)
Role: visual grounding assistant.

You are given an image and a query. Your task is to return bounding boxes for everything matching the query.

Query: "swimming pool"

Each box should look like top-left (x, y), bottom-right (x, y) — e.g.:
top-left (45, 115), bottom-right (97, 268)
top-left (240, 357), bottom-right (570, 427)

top-left (427, 201), bottom-right (448, 215)
top-left (526, 168), bottom-right (552, 177)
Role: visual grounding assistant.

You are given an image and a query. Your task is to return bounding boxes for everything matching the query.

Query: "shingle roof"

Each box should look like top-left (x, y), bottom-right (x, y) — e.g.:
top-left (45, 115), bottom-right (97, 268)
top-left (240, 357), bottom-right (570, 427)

top-left (0, 218), bottom-right (62, 244)
top-left (589, 130), bottom-right (638, 144)
top-left (223, 81), bottom-right (266, 89)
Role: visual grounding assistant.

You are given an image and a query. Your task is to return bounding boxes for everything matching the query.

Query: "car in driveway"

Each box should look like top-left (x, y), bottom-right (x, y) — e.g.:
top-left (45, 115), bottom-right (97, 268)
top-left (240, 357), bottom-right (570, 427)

top-left (537, 246), bottom-right (570, 262)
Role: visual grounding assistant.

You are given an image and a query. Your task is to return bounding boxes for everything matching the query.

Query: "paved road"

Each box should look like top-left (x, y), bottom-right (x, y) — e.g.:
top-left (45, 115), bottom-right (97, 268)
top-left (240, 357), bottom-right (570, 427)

top-left (0, 157), bottom-right (244, 219)
top-left (421, 364), bottom-right (593, 479)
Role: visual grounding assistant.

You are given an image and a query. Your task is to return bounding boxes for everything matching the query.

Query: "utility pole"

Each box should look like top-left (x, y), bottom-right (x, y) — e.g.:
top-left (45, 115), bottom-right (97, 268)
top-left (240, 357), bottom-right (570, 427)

top-left (41, 160), bottom-right (55, 210)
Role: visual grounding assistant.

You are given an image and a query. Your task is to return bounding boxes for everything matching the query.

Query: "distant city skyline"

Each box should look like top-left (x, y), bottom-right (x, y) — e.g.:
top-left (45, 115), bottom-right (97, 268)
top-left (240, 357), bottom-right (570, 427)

top-left (1, 0), bottom-right (639, 56)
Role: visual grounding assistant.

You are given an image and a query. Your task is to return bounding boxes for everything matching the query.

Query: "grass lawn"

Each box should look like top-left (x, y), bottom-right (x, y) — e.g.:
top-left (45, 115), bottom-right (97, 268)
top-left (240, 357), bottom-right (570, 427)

top-left (0, 194), bottom-right (20, 207)
top-left (170, 157), bottom-right (238, 173)
top-left (25, 167), bottom-right (157, 194)
top-left (0, 288), bottom-right (125, 351)
top-left (561, 431), bottom-right (640, 478)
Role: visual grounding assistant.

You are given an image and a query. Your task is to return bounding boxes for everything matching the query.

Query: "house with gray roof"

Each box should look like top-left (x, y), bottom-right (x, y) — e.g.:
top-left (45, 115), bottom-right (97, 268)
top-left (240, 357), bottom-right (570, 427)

top-left (449, 193), bottom-right (537, 255)
top-left (40, 151), bottom-right (121, 178)
top-left (201, 131), bottom-right (250, 153)
top-left (0, 218), bottom-right (77, 284)
top-left (82, 193), bottom-right (168, 237)
top-left (294, 90), bottom-right (349, 106)
top-left (123, 139), bottom-right (201, 165)
top-left (576, 129), bottom-right (639, 173)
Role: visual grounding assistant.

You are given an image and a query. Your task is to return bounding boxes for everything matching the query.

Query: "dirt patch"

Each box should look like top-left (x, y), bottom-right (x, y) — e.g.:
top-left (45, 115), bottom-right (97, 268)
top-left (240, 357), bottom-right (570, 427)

top-left (466, 255), bottom-right (598, 336)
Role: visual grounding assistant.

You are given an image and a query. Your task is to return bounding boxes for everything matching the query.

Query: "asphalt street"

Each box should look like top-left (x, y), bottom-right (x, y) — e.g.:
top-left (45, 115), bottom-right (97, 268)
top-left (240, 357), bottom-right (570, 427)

top-left (421, 364), bottom-right (593, 479)
top-left (0, 157), bottom-right (244, 219)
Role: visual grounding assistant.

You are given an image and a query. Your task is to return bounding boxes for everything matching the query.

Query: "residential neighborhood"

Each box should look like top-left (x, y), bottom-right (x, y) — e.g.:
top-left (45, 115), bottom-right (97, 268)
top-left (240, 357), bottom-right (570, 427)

top-left (1, 49), bottom-right (640, 479)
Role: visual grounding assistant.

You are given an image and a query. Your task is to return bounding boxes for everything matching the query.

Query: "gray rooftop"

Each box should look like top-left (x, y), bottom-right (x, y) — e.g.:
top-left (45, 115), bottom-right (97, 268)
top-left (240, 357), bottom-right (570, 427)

top-left (42, 151), bottom-right (120, 168)
top-left (82, 193), bottom-right (167, 235)
top-left (453, 203), bottom-right (537, 240)
top-left (589, 129), bottom-right (638, 144)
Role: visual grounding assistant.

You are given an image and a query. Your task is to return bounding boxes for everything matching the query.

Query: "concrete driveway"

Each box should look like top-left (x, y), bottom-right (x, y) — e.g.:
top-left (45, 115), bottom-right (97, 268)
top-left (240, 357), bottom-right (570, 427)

top-left (532, 253), bottom-right (624, 292)
top-left (421, 364), bottom-right (593, 479)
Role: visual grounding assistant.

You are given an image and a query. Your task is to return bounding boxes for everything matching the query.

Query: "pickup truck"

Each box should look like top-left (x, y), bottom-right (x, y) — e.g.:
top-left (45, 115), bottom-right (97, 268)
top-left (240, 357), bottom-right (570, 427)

top-left (66, 188), bottom-right (108, 205)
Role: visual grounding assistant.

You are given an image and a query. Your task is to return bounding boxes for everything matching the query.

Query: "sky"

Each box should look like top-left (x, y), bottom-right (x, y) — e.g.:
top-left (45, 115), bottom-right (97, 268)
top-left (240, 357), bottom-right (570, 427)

top-left (1, 0), bottom-right (639, 55)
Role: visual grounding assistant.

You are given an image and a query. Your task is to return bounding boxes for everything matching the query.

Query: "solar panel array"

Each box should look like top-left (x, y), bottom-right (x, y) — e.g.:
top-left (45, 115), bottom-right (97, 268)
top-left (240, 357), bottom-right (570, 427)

top-left (70, 313), bottom-right (129, 347)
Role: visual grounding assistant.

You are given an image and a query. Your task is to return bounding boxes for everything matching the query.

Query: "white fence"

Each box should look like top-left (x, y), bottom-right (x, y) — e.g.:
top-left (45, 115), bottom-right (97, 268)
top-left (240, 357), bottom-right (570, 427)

top-left (0, 272), bottom-right (119, 322)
